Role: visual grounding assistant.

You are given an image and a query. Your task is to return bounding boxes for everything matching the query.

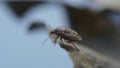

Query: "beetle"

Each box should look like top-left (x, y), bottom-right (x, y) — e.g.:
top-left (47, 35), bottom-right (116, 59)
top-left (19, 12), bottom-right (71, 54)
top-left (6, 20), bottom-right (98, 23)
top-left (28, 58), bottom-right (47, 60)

top-left (50, 26), bottom-right (82, 51)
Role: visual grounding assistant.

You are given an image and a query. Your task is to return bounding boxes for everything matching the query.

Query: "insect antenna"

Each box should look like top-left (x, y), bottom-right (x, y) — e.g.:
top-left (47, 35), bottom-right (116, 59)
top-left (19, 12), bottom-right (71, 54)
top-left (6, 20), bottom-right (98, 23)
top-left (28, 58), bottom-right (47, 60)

top-left (42, 37), bottom-right (49, 45)
top-left (42, 24), bottom-right (52, 45)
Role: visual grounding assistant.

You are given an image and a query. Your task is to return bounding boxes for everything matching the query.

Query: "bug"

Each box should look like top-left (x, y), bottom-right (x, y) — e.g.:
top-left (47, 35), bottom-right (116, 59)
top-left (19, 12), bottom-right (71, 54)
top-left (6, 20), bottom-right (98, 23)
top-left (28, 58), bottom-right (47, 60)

top-left (50, 26), bottom-right (82, 51)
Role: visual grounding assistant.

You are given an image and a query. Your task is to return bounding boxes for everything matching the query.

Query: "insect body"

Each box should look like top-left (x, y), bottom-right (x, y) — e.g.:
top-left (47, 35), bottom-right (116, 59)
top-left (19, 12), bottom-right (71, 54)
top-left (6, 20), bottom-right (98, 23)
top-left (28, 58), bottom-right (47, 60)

top-left (50, 26), bottom-right (82, 51)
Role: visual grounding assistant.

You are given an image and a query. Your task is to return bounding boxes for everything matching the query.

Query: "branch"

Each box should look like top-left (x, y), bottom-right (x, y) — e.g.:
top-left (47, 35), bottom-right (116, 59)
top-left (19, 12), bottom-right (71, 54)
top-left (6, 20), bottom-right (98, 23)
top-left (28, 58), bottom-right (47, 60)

top-left (60, 42), bottom-right (120, 68)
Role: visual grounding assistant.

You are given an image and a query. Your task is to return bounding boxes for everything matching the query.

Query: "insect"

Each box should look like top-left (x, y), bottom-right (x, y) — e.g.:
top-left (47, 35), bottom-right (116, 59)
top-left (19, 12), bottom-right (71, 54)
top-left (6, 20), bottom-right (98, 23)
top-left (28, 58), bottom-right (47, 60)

top-left (50, 26), bottom-right (82, 51)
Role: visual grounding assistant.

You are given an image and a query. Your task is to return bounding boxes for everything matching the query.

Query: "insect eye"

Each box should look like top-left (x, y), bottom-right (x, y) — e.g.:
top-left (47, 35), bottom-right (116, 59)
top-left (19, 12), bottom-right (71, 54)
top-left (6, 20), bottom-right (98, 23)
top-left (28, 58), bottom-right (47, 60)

top-left (50, 31), bottom-right (54, 34)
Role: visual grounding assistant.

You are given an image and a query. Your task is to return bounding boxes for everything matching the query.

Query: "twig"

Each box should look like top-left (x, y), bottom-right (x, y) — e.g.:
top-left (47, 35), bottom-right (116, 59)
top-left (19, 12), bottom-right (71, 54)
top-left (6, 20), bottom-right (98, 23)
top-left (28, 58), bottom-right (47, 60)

top-left (60, 42), bottom-right (120, 68)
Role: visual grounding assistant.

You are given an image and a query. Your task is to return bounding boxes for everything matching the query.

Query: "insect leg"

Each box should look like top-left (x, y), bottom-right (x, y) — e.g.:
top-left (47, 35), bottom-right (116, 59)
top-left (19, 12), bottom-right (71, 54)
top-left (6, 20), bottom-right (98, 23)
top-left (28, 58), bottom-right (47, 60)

top-left (71, 42), bottom-right (80, 51)
top-left (66, 40), bottom-right (80, 51)
top-left (54, 35), bottom-right (59, 46)
top-left (60, 37), bottom-right (64, 45)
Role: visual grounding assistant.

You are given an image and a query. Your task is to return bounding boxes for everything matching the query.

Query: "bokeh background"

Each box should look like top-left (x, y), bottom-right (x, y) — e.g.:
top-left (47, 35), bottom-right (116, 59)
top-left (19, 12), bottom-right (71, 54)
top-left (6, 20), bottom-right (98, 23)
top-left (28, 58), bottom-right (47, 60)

top-left (0, 1), bottom-right (120, 68)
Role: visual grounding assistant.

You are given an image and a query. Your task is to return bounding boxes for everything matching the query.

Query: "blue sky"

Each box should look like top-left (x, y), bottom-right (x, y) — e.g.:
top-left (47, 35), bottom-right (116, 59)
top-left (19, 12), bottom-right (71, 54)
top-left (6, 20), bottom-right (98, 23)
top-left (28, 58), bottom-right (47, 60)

top-left (0, 3), bottom-right (72, 68)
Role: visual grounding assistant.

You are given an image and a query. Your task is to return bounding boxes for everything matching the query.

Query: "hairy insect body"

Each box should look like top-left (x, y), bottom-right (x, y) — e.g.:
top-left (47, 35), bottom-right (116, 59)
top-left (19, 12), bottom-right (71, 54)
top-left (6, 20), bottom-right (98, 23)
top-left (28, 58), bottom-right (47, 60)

top-left (50, 26), bottom-right (82, 51)
top-left (51, 27), bottom-right (81, 42)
